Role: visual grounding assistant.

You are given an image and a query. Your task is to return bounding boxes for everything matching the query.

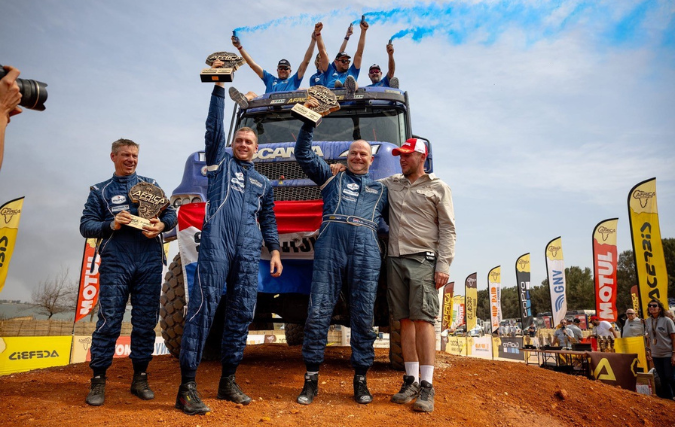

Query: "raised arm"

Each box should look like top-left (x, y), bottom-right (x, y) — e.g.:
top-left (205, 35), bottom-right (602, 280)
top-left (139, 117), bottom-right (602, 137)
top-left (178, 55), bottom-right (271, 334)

top-left (204, 85), bottom-right (230, 167)
top-left (297, 25), bottom-right (319, 79)
top-left (386, 43), bottom-right (395, 80)
top-left (232, 36), bottom-right (264, 79)
top-left (338, 24), bottom-right (354, 55)
top-left (353, 20), bottom-right (369, 70)
top-left (295, 123), bottom-right (332, 186)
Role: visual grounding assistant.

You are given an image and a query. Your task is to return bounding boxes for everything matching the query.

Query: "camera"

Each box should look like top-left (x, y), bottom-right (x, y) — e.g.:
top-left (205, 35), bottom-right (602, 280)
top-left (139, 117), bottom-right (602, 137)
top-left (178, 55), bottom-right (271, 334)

top-left (0, 64), bottom-right (48, 111)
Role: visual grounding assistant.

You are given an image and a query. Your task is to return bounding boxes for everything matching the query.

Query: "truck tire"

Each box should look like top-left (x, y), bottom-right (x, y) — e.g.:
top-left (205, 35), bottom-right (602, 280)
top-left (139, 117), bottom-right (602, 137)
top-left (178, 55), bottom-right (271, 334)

top-left (389, 315), bottom-right (404, 370)
top-left (284, 323), bottom-right (305, 346)
top-left (160, 253), bottom-right (221, 360)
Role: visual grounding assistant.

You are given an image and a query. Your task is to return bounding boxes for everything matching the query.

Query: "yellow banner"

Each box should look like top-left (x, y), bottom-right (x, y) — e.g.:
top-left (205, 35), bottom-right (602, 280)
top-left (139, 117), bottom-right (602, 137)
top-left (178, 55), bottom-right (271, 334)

top-left (0, 336), bottom-right (72, 376)
top-left (628, 178), bottom-right (669, 312)
top-left (0, 197), bottom-right (25, 294)
top-left (466, 280), bottom-right (477, 331)
top-left (445, 337), bottom-right (467, 356)
top-left (614, 336), bottom-right (648, 374)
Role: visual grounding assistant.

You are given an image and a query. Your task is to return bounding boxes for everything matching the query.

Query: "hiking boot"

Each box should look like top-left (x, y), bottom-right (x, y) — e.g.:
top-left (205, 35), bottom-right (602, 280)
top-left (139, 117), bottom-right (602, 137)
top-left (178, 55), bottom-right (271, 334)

top-left (412, 380), bottom-right (435, 412)
top-left (130, 372), bottom-right (154, 400)
top-left (391, 375), bottom-right (420, 404)
top-left (175, 381), bottom-right (210, 415)
top-left (86, 376), bottom-right (106, 406)
top-left (389, 77), bottom-right (399, 89)
top-left (334, 80), bottom-right (343, 88)
top-left (353, 374), bottom-right (373, 404)
top-left (345, 75), bottom-right (358, 95)
top-left (217, 374), bottom-right (251, 405)
top-left (229, 87), bottom-right (249, 109)
top-left (297, 373), bottom-right (319, 405)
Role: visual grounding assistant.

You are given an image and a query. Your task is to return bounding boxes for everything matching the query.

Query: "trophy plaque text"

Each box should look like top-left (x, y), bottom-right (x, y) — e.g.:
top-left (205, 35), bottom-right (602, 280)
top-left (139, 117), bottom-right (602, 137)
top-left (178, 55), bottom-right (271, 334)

top-left (127, 182), bottom-right (169, 230)
top-left (200, 51), bottom-right (245, 83)
top-left (290, 86), bottom-right (339, 127)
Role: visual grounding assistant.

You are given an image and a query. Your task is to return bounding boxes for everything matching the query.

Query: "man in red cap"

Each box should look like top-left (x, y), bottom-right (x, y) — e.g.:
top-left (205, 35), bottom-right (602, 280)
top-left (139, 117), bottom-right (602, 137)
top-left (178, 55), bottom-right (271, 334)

top-left (381, 138), bottom-right (456, 413)
top-left (590, 315), bottom-right (618, 338)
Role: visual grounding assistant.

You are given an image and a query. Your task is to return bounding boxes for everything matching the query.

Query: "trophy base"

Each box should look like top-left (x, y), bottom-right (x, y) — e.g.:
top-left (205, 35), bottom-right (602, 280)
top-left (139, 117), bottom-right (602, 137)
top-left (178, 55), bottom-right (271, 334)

top-left (126, 215), bottom-right (152, 230)
top-left (291, 104), bottom-right (322, 127)
top-left (200, 68), bottom-right (234, 83)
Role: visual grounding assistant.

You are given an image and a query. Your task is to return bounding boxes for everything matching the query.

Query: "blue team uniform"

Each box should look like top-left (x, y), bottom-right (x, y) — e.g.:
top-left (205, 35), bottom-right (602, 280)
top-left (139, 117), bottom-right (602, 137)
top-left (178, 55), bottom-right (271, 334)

top-left (262, 70), bottom-right (302, 93)
top-left (309, 69), bottom-right (324, 87)
top-left (366, 75), bottom-right (390, 87)
top-left (322, 63), bottom-right (360, 89)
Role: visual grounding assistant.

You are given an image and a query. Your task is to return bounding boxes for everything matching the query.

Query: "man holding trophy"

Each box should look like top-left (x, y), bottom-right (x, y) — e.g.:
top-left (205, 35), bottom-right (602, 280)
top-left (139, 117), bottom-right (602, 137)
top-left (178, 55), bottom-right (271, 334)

top-left (79, 138), bottom-right (177, 406)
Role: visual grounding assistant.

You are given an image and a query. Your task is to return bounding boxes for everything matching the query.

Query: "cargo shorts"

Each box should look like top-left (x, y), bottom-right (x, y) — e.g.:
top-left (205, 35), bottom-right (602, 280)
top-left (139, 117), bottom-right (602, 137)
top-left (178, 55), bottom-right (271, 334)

top-left (386, 254), bottom-right (439, 324)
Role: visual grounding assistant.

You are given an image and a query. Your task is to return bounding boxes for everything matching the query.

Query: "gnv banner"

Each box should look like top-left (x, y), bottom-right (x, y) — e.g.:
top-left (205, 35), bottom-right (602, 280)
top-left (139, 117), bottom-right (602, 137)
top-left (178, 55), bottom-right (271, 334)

top-left (545, 237), bottom-right (567, 327)
top-left (593, 218), bottom-right (618, 322)
top-left (488, 266), bottom-right (502, 334)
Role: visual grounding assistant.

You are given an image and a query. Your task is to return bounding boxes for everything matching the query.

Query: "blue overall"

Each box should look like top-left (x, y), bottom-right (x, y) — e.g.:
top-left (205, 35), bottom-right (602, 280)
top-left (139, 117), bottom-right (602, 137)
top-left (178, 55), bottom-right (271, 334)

top-left (295, 123), bottom-right (388, 370)
top-left (80, 173), bottom-right (177, 374)
top-left (179, 85), bottom-right (280, 374)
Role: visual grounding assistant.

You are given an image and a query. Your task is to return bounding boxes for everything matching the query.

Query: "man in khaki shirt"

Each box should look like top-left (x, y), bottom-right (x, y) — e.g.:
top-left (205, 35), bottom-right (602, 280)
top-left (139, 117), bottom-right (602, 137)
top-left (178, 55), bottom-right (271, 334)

top-left (381, 138), bottom-right (455, 413)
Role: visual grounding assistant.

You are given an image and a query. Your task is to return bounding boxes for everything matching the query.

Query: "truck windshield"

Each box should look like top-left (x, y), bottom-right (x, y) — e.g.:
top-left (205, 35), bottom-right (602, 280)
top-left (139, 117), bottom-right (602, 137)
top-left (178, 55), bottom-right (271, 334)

top-left (239, 107), bottom-right (406, 146)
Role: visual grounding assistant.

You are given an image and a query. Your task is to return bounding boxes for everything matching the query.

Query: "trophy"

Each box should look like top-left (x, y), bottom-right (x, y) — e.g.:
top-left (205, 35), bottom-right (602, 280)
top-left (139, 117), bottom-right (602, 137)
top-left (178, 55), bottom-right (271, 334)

top-left (200, 43), bottom-right (245, 83)
top-left (291, 86), bottom-right (340, 127)
top-left (126, 182), bottom-right (170, 230)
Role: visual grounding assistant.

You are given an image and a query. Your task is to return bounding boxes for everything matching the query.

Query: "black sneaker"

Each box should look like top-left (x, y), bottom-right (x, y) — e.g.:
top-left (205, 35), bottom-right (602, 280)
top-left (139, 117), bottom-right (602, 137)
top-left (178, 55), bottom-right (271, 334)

top-left (229, 87), bottom-right (249, 109)
top-left (130, 372), bottom-right (154, 400)
top-left (217, 374), bottom-right (252, 405)
top-left (389, 77), bottom-right (399, 89)
top-left (297, 373), bottom-right (319, 405)
top-left (391, 375), bottom-right (420, 404)
top-left (412, 380), bottom-right (435, 412)
top-left (175, 381), bottom-right (211, 415)
top-left (86, 376), bottom-right (106, 406)
top-left (345, 75), bottom-right (358, 95)
top-left (353, 374), bottom-right (373, 404)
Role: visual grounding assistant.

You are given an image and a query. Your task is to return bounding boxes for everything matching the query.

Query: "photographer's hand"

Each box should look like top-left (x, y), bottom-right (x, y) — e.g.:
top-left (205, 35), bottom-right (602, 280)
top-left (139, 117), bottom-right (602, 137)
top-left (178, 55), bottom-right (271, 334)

top-left (0, 66), bottom-right (22, 123)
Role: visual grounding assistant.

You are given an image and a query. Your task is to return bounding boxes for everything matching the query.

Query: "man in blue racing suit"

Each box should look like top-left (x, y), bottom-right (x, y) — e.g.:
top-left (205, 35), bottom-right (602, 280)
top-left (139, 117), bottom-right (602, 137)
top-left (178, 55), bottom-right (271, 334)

top-left (293, 116), bottom-right (388, 406)
top-left (175, 81), bottom-right (283, 416)
top-left (80, 138), bottom-right (177, 406)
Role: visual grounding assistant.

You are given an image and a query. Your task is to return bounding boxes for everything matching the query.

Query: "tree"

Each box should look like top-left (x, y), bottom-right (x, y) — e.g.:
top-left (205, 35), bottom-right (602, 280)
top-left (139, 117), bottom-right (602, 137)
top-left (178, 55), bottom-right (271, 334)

top-left (31, 268), bottom-right (78, 319)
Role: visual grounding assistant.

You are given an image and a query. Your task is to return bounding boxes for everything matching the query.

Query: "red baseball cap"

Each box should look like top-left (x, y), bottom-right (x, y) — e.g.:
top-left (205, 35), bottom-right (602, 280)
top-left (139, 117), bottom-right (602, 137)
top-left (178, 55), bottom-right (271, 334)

top-left (392, 138), bottom-right (427, 156)
top-left (589, 315), bottom-right (599, 321)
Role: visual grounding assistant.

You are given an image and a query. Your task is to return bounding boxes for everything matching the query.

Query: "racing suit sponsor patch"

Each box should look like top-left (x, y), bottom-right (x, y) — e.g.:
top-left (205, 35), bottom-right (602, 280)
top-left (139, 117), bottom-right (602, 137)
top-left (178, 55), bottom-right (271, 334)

top-left (111, 205), bottom-right (129, 213)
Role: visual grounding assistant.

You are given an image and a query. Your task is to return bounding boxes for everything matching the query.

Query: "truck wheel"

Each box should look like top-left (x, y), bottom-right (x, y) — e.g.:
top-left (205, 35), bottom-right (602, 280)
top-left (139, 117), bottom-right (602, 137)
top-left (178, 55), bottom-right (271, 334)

top-left (160, 253), bottom-right (220, 360)
top-left (389, 315), bottom-right (404, 370)
top-left (284, 323), bottom-right (305, 346)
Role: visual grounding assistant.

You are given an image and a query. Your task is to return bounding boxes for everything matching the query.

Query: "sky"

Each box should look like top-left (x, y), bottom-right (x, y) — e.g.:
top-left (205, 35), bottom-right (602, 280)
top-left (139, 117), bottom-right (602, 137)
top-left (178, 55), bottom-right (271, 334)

top-left (1, 0), bottom-right (674, 304)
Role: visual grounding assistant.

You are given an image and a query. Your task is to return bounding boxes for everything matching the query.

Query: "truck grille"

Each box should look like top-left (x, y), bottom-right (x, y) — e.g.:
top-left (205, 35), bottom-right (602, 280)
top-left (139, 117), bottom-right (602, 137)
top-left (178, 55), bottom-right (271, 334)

top-left (254, 160), bottom-right (346, 201)
top-left (273, 186), bottom-right (322, 201)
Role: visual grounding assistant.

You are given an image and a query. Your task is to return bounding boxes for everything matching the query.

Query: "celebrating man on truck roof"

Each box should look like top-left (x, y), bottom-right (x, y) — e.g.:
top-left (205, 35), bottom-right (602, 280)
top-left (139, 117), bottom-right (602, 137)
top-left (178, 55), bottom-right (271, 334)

top-left (366, 42), bottom-right (399, 89)
top-left (227, 23), bottom-right (322, 109)
top-left (322, 18), bottom-right (369, 94)
top-left (309, 23), bottom-right (352, 87)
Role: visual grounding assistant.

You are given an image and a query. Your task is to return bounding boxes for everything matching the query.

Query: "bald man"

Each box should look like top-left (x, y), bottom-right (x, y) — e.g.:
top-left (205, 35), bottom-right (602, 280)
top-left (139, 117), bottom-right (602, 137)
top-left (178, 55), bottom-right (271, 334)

top-left (293, 119), bottom-right (388, 406)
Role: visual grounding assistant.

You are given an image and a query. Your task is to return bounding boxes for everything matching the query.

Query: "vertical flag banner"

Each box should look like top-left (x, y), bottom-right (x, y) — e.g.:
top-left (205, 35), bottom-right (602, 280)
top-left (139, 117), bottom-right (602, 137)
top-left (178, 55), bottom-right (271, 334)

top-left (488, 266), bottom-right (502, 334)
top-left (451, 295), bottom-right (465, 329)
top-left (74, 238), bottom-right (101, 322)
top-left (630, 285), bottom-right (640, 315)
top-left (0, 197), bottom-right (24, 294)
top-left (515, 253), bottom-right (533, 327)
top-left (441, 282), bottom-right (454, 333)
top-left (465, 273), bottom-right (478, 332)
top-left (545, 237), bottom-right (568, 327)
top-left (627, 178), bottom-right (670, 313)
top-left (592, 218), bottom-right (619, 322)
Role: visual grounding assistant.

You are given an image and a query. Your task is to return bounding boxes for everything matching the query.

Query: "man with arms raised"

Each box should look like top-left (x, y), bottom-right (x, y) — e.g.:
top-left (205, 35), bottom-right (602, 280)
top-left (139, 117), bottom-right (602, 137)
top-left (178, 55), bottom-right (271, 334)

top-left (322, 19), bottom-right (369, 93)
top-left (175, 79), bottom-right (282, 415)
top-left (366, 42), bottom-right (399, 89)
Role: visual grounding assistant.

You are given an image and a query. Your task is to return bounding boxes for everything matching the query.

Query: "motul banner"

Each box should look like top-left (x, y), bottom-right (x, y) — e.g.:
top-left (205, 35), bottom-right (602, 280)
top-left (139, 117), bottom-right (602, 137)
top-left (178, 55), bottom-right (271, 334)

top-left (593, 218), bottom-right (619, 322)
top-left (488, 266), bottom-right (502, 334)
top-left (452, 295), bottom-right (465, 329)
top-left (515, 253), bottom-right (532, 327)
top-left (0, 197), bottom-right (24, 294)
top-left (628, 178), bottom-right (670, 313)
top-left (465, 273), bottom-right (477, 331)
top-left (545, 237), bottom-right (568, 327)
top-left (441, 282), bottom-right (454, 332)
top-left (74, 239), bottom-right (101, 323)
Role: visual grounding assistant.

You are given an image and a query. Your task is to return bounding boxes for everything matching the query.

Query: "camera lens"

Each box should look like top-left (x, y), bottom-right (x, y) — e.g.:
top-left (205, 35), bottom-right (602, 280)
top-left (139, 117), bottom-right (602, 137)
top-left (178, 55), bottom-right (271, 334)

top-left (16, 78), bottom-right (48, 111)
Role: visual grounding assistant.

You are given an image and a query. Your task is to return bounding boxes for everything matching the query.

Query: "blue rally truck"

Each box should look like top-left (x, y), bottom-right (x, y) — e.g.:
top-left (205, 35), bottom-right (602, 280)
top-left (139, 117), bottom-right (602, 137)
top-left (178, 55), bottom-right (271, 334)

top-left (160, 86), bottom-right (433, 367)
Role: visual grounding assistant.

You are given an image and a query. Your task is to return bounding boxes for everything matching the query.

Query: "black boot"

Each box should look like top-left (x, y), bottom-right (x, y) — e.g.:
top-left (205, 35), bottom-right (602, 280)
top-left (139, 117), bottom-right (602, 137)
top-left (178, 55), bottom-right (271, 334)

top-left (297, 373), bottom-right (319, 405)
top-left (353, 374), bottom-right (373, 404)
top-left (217, 374), bottom-right (252, 405)
top-left (86, 376), bottom-right (106, 406)
top-left (130, 372), bottom-right (154, 400)
top-left (175, 381), bottom-right (211, 415)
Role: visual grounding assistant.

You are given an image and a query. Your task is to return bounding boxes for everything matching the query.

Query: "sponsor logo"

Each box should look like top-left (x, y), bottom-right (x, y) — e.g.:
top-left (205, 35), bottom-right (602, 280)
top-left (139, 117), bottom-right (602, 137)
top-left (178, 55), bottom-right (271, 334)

top-left (235, 172), bottom-right (244, 181)
top-left (364, 186), bottom-right (379, 194)
top-left (490, 270), bottom-right (500, 282)
top-left (346, 183), bottom-right (359, 191)
top-left (593, 358), bottom-right (616, 381)
top-left (517, 258), bottom-right (529, 270)
top-left (343, 189), bottom-right (359, 197)
top-left (281, 236), bottom-right (316, 253)
top-left (466, 277), bottom-right (477, 288)
top-left (129, 190), bottom-right (167, 206)
top-left (111, 204), bottom-right (129, 213)
top-left (249, 178), bottom-right (263, 188)
top-left (78, 254), bottom-right (100, 316)
top-left (633, 190), bottom-right (655, 209)
top-left (548, 245), bottom-right (561, 257)
top-left (597, 226), bottom-right (616, 242)
top-left (639, 222), bottom-right (661, 299)
top-left (78, 337), bottom-right (92, 351)
top-left (551, 270), bottom-right (566, 312)
top-left (519, 280), bottom-right (532, 317)
top-left (343, 196), bottom-right (357, 202)
top-left (596, 251), bottom-right (616, 319)
top-left (231, 177), bottom-right (245, 192)
top-left (270, 99), bottom-right (285, 104)
top-left (1, 207), bottom-right (20, 223)
top-left (111, 195), bottom-right (126, 204)
top-left (287, 97), bottom-right (307, 103)
top-left (253, 146), bottom-right (324, 160)
top-left (9, 350), bottom-right (60, 360)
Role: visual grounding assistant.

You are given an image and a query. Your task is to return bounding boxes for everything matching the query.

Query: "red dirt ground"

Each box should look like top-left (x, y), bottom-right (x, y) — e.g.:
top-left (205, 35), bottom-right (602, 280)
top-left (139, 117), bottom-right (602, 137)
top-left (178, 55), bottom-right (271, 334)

top-left (0, 344), bottom-right (673, 427)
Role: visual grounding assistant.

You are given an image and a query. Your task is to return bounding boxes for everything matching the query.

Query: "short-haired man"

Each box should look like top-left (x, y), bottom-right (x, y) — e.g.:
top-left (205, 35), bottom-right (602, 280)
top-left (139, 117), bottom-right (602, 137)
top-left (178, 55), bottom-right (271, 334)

top-left (294, 107), bottom-right (388, 406)
top-left (228, 23), bottom-right (321, 108)
top-left (366, 42), bottom-right (399, 89)
top-left (568, 318), bottom-right (583, 341)
top-left (381, 138), bottom-right (456, 413)
top-left (553, 319), bottom-right (574, 348)
top-left (0, 65), bottom-right (22, 171)
top-left (309, 23), bottom-right (352, 87)
top-left (622, 309), bottom-right (645, 338)
top-left (80, 139), bottom-right (177, 406)
top-left (323, 20), bottom-right (369, 93)
top-left (175, 80), bottom-right (283, 415)
top-left (590, 315), bottom-right (619, 338)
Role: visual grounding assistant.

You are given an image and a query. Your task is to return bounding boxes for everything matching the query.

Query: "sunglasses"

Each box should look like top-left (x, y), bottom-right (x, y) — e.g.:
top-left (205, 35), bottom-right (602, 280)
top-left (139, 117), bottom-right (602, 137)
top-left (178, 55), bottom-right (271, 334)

top-left (369, 69), bottom-right (381, 74)
top-left (278, 67), bottom-right (290, 71)
top-left (626, 312), bottom-right (635, 315)
top-left (648, 304), bottom-right (659, 308)
top-left (338, 59), bottom-right (350, 64)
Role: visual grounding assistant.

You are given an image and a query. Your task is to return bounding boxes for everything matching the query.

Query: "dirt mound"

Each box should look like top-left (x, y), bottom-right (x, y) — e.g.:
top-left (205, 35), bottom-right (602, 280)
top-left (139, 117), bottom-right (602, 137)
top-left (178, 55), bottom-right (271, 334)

top-left (1, 344), bottom-right (672, 426)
